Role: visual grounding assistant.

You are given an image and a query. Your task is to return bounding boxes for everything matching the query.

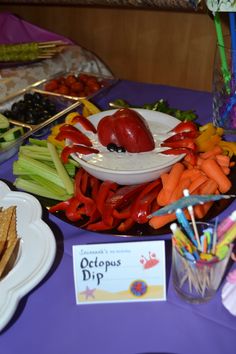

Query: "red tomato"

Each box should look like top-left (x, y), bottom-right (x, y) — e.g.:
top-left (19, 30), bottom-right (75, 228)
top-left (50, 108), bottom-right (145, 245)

top-left (65, 75), bottom-right (77, 86)
top-left (88, 82), bottom-right (100, 93)
top-left (57, 85), bottom-right (70, 95)
top-left (45, 79), bottom-right (59, 91)
top-left (70, 81), bottom-right (84, 93)
top-left (79, 74), bottom-right (90, 83)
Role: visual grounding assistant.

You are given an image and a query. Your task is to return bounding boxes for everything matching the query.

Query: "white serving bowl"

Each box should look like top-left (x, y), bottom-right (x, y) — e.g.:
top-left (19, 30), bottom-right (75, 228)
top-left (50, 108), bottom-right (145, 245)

top-left (71, 108), bottom-right (184, 185)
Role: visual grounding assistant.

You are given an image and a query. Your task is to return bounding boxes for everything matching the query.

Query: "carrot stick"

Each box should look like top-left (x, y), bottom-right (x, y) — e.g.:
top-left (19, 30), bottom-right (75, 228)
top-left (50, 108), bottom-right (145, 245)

top-left (157, 163), bottom-right (185, 206)
top-left (196, 157), bottom-right (204, 168)
top-left (200, 159), bottom-right (232, 193)
top-left (180, 168), bottom-right (202, 182)
top-left (169, 178), bottom-right (191, 203)
top-left (215, 154), bottom-right (230, 167)
top-left (194, 201), bottom-right (214, 219)
top-left (198, 178), bottom-right (218, 195)
top-left (188, 175), bottom-right (209, 194)
top-left (221, 167), bottom-right (230, 175)
top-left (194, 200), bottom-right (215, 219)
top-left (149, 212), bottom-right (176, 229)
top-left (160, 173), bottom-right (169, 188)
top-left (200, 145), bottom-right (223, 159)
top-left (156, 189), bottom-right (170, 206)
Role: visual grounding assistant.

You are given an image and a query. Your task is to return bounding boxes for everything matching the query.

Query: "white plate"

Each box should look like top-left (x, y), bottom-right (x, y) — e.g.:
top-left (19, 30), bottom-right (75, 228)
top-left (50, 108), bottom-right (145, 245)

top-left (71, 109), bottom-right (184, 185)
top-left (0, 181), bottom-right (56, 332)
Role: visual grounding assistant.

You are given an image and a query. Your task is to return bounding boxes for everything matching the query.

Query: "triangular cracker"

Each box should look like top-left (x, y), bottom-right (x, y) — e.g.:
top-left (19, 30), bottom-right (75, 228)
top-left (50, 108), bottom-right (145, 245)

top-left (7, 207), bottom-right (17, 241)
top-left (0, 238), bottom-right (20, 279)
top-left (0, 206), bottom-right (16, 256)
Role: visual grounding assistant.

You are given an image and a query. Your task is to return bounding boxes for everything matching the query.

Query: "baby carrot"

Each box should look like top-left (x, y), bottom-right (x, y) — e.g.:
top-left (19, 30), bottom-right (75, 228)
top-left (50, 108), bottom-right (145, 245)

top-left (198, 178), bottom-right (218, 195)
top-left (215, 154), bottom-right (230, 167)
top-left (179, 168), bottom-right (202, 182)
top-left (200, 159), bottom-right (232, 193)
top-left (200, 145), bottom-right (223, 159)
top-left (188, 174), bottom-right (209, 194)
top-left (157, 163), bottom-right (185, 206)
top-left (221, 167), bottom-right (230, 175)
top-left (169, 178), bottom-right (191, 203)
top-left (160, 173), bottom-right (169, 188)
top-left (149, 212), bottom-right (176, 229)
top-left (194, 201), bottom-right (214, 219)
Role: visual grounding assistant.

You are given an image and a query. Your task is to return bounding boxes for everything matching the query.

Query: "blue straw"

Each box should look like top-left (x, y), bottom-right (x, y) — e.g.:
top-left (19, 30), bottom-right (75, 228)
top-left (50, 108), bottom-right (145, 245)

top-left (176, 208), bottom-right (198, 247)
top-left (229, 12), bottom-right (236, 75)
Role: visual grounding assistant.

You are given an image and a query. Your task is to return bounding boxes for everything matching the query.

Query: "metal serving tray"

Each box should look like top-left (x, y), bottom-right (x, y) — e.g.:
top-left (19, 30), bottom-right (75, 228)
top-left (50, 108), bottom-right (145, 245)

top-left (0, 71), bottom-right (118, 164)
top-left (0, 90), bottom-right (83, 164)
top-left (33, 70), bottom-right (117, 101)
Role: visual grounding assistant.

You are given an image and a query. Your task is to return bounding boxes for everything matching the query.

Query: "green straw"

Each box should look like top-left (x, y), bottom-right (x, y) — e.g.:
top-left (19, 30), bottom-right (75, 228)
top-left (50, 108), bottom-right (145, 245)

top-left (214, 12), bottom-right (231, 86)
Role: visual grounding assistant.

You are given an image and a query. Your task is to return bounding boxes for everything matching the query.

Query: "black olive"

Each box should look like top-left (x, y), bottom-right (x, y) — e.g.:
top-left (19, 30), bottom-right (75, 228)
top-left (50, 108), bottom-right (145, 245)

top-left (24, 93), bottom-right (34, 101)
top-left (117, 146), bottom-right (126, 153)
top-left (17, 100), bottom-right (26, 112)
top-left (12, 102), bottom-right (20, 114)
top-left (26, 117), bottom-right (37, 124)
top-left (3, 110), bottom-right (12, 118)
top-left (25, 99), bottom-right (33, 108)
top-left (33, 92), bottom-right (43, 101)
top-left (107, 143), bottom-right (117, 152)
top-left (47, 102), bottom-right (57, 114)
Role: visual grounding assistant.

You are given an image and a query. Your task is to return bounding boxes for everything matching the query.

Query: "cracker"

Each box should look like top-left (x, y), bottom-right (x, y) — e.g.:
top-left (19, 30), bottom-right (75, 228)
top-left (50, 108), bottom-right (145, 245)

top-left (0, 206), bottom-right (16, 256)
top-left (0, 238), bottom-right (20, 279)
top-left (0, 206), bottom-right (20, 279)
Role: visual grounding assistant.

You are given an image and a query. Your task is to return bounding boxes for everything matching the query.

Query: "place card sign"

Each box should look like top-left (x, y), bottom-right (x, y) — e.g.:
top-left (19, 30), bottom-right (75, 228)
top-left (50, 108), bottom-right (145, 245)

top-left (72, 240), bottom-right (166, 304)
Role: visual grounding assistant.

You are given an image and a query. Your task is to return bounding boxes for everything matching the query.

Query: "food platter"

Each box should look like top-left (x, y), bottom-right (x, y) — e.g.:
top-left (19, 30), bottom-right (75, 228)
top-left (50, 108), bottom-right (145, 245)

top-left (0, 181), bottom-right (56, 332)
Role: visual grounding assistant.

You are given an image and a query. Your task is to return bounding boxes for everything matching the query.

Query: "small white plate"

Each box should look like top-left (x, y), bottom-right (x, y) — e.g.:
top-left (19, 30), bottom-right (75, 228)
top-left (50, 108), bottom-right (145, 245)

top-left (71, 109), bottom-right (184, 185)
top-left (0, 181), bottom-right (56, 332)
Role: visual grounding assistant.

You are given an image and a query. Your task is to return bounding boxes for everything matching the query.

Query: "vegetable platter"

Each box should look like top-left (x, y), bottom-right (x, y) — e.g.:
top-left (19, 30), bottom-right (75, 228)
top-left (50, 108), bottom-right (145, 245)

top-left (11, 100), bottom-right (236, 237)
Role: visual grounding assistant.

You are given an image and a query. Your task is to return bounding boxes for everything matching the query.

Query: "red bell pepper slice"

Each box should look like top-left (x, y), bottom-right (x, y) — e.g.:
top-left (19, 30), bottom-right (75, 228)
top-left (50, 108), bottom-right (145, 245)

top-left (61, 145), bottom-right (99, 163)
top-left (71, 114), bottom-right (97, 133)
top-left (117, 217), bottom-right (135, 232)
top-left (49, 199), bottom-right (73, 213)
top-left (86, 220), bottom-right (117, 232)
top-left (161, 139), bottom-right (197, 151)
top-left (96, 180), bottom-right (118, 215)
top-left (163, 130), bottom-right (199, 143)
top-left (171, 121), bottom-right (198, 134)
top-left (89, 176), bottom-right (101, 201)
top-left (74, 169), bottom-right (97, 216)
top-left (65, 197), bottom-right (85, 222)
top-left (105, 184), bottom-right (147, 210)
top-left (113, 206), bottom-right (131, 219)
top-left (131, 179), bottom-right (162, 224)
top-left (102, 183), bottom-right (146, 226)
top-left (117, 218), bottom-right (135, 232)
top-left (162, 148), bottom-right (197, 165)
top-left (56, 128), bottom-right (92, 147)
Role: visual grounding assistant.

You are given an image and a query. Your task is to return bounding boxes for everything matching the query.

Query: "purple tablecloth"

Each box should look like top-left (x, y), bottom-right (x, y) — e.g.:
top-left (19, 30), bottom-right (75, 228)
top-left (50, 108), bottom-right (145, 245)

top-left (1, 80), bottom-right (236, 354)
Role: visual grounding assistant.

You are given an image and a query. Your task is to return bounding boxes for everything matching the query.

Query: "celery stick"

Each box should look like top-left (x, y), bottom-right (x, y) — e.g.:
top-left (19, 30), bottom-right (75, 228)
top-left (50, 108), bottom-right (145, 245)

top-left (14, 178), bottom-right (70, 200)
top-left (29, 138), bottom-right (48, 146)
top-left (30, 174), bottom-right (70, 197)
top-left (47, 142), bottom-right (74, 195)
top-left (13, 160), bottom-right (32, 175)
top-left (44, 160), bottom-right (76, 176)
top-left (20, 145), bottom-right (49, 152)
top-left (20, 150), bottom-right (53, 161)
top-left (16, 154), bottom-right (66, 188)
